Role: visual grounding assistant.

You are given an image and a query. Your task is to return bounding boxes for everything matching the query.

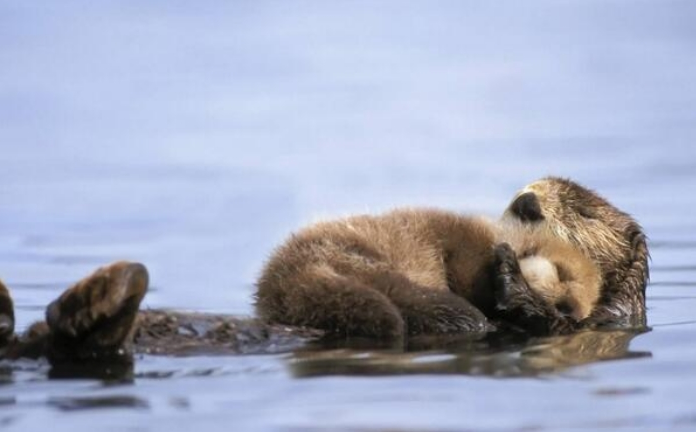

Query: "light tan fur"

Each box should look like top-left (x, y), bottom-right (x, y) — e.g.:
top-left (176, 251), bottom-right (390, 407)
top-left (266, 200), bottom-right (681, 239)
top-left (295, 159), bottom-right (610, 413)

top-left (497, 220), bottom-right (602, 320)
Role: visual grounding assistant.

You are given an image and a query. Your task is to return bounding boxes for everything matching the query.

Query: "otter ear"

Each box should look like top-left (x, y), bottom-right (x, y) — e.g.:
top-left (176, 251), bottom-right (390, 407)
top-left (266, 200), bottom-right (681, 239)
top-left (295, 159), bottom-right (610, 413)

top-left (509, 192), bottom-right (544, 222)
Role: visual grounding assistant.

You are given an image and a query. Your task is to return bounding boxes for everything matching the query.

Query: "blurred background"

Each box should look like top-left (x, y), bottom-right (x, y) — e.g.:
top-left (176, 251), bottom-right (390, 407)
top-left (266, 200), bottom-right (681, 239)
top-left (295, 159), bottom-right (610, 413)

top-left (1, 0), bottom-right (694, 322)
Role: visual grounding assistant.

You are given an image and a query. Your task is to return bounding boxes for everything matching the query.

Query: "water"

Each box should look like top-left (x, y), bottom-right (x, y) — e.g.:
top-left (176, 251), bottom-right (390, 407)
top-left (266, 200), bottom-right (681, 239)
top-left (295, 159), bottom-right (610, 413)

top-left (1, 1), bottom-right (696, 430)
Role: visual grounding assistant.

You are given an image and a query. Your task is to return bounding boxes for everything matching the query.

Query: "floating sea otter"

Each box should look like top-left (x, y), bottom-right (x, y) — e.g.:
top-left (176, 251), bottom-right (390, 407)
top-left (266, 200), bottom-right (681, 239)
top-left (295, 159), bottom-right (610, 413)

top-left (256, 176), bottom-right (648, 337)
top-left (0, 177), bottom-right (649, 366)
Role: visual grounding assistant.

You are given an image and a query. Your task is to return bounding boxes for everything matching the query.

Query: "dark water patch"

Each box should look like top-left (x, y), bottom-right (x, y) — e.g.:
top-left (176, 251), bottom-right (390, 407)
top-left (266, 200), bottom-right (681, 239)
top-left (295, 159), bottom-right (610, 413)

top-left (48, 361), bottom-right (135, 382)
top-left (136, 370), bottom-right (176, 380)
top-left (593, 386), bottom-right (650, 397)
top-left (47, 395), bottom-right (149, 411)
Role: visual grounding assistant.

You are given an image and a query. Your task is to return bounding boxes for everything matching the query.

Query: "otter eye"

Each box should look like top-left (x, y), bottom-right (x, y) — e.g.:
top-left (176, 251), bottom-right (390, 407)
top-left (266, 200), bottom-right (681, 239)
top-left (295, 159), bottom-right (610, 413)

top-left (509, 192), bottom-right (544, 223)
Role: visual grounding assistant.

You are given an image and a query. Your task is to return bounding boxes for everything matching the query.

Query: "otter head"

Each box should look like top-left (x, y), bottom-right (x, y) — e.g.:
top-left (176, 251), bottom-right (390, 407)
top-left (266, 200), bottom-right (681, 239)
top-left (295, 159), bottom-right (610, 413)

top-left (519, 255), bottom-right (600, 321)
top-left (504, 177), bottom-right (639, 268)
top-left (503, 176), bottom-right (650, 318)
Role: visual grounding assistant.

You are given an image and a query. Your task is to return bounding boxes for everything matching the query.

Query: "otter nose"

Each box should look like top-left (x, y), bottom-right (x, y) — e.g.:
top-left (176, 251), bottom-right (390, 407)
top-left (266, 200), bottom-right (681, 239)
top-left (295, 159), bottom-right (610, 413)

top-left (509, 192), bottom-right (544, 222)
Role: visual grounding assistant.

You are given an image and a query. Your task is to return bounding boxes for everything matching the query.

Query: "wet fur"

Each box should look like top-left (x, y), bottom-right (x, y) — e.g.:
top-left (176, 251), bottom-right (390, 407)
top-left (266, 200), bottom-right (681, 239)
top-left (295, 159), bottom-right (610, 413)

top-left (255, 209), bottom-right (602, 338)
top-left (504, 177), bottom-right (649, 328)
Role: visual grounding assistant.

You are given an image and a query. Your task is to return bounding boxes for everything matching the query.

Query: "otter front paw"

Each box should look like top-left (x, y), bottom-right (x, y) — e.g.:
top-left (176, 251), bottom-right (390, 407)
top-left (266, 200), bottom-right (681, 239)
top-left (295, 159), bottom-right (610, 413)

top-left (493, 243), bottom-right (549, 329)
top-left (493, 244), bottom-right (576, 335)
top-left (493, 243), bottom-right (533, 312)
top-left (46, 261), bottom-right (148, 360)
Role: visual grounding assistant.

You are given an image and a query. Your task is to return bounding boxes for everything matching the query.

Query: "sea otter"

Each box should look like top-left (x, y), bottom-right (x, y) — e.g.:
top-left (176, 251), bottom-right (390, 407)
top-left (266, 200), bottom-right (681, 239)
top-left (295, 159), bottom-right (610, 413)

top-left (255, 209), bottom-right (602, 338)
top-left (256, 176), bottom-right (648, 337)
top-left (0, 177), bottom-right (648, 365)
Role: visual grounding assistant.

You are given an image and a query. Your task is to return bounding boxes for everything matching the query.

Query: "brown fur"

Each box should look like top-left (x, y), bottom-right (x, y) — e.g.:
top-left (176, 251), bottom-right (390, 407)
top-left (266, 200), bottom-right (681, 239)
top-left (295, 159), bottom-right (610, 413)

top-left (501, 221), bottom-right (602, 321)
top-left (2, 261), bottom-right (148, 363)
top-left (503, 177), bottom-right (649, 327)
top-left (0, 280), bottom-right (15, 347)
top-left (255, 208), bottom-right (602, 339)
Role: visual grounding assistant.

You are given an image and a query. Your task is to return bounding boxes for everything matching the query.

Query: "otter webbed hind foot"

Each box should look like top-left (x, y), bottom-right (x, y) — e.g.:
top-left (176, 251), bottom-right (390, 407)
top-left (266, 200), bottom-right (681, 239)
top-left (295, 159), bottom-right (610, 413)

top-left (44, 261), bottom-right (149, 363)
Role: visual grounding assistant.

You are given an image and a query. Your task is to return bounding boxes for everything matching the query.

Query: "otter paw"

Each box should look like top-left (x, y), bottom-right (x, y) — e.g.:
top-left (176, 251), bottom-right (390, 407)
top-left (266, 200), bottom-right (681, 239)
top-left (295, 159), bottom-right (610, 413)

top-left (46, 261), bottom-right (148, 349)
top-left (407, 304), bottom-right (493, 335)
top-left (399, 291), bottom-right (494, 335)
top-left (493, 243), bottom-right (531, 311)
top-left (0, 281), bottom-right (15, 345)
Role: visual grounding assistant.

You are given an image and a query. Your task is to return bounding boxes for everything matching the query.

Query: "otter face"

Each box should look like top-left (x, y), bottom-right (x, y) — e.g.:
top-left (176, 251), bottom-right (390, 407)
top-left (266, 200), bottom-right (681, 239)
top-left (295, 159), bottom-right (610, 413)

top-left (503, 177), bottom-right (632, 267)
top-left (519, 255), bottom-right (600, 321)
top-left (504, 177), bottom-right (649, 326)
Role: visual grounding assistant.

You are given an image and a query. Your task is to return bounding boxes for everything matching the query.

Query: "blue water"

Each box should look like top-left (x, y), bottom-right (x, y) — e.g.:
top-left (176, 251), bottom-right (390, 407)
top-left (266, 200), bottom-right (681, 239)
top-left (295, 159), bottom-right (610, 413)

top-left (1, 1), bottom-right (696, 431)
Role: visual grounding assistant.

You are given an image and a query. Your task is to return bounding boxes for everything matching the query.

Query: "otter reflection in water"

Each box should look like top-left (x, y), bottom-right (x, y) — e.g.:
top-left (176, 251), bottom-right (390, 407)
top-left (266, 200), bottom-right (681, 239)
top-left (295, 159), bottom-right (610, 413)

top-left (0, 177), bottom-right (649, 376)
top-left (288, 329), bottom-right (651, 378)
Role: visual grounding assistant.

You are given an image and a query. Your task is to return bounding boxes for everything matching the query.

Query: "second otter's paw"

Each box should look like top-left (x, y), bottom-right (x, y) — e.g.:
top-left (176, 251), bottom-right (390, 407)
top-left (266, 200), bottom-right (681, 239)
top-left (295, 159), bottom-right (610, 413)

top-left (46, 261), bottom-right (148, 357)
top-left (493, 243), bottom-right (534, 312)
top-left (493, 244), bottom-right (576, 335)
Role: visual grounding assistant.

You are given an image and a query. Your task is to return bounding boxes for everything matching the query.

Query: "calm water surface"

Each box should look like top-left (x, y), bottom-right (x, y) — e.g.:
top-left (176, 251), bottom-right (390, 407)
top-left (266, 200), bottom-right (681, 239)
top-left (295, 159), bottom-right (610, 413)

top-left (1, 1), bottom-right (696, 431)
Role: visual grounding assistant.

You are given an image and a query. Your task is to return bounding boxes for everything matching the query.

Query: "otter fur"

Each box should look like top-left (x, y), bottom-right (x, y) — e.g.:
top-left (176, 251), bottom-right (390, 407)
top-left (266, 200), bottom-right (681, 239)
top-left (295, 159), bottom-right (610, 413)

top-left (255, 208), bottom-right (602, 339)
top-left (503, 177), bottom-right (649, 328)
